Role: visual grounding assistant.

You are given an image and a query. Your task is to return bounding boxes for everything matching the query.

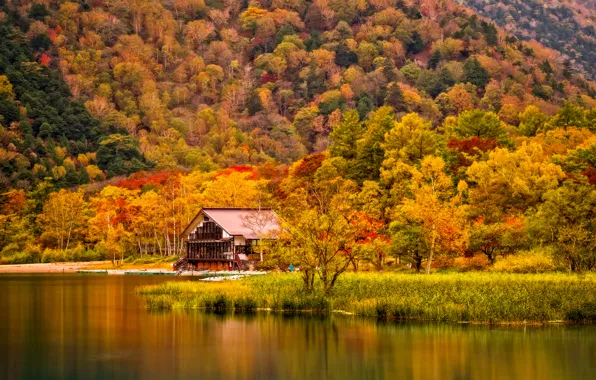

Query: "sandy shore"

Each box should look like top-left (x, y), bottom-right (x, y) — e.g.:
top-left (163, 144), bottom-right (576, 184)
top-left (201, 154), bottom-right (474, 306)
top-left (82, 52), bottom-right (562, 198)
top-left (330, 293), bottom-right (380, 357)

top-left (0, 261), bottom-right (109, 273)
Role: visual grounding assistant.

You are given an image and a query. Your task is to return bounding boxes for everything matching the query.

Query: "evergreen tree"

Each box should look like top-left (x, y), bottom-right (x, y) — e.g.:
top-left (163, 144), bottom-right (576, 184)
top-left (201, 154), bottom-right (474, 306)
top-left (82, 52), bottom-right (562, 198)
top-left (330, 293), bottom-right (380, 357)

top-left (532, 83), bottom-right (549, 100)
top-left (247, 88), bottom-right (263, 115)
top-left (334, 44), bottom-right (358, 67)
top-left (428, 50), bottom-right (441, 70)
top-left (481, 21), bottom-right (498, 46)
top-left (563, 59), bottom-right (573, 79)
top-left (329, 110), bottom-right (362, 160)
top-left (406, 31), bottom-right (425, 54)
top-left (462, 57), bottom-right (490, 89)
top-left (384, 83), bottom-right (405, 111)
top-left (382, 58), bottom-right (397, 82)
top-left (357, 96), bottom-right (374, 120)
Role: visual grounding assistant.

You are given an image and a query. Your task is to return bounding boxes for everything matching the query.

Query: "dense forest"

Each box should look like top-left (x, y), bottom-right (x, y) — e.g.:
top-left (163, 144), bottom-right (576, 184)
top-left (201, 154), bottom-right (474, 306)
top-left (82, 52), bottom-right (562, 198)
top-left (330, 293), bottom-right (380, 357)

top-left (459, 0), bottom-right (596, 80)
top-left (0, 0), bottom-right (594, 273)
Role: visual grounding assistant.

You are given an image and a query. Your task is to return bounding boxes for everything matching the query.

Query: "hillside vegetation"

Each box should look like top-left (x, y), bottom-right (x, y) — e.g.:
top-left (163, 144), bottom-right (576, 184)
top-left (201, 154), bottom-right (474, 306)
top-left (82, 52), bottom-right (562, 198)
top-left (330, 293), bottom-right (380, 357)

top-left (0, 20), bottom-right (151, 192)
top-left (1, 0), bottom-right (595, 178)
top-left (459, 0), bottom-right (596, 80)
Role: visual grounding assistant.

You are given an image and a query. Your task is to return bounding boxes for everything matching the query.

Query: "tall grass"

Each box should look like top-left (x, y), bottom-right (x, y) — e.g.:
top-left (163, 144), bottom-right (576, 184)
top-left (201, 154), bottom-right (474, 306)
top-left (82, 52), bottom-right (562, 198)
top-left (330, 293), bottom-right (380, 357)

top-left (138, 272), bottom-right (596, 323)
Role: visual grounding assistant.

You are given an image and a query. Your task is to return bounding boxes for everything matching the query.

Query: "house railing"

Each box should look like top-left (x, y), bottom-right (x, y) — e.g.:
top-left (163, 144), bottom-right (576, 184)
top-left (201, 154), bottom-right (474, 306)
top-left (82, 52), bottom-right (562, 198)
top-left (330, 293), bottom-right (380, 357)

top-left (186, 241), bottom-right (254, 261)
top-left (188, 221), bottom-right (223, 241)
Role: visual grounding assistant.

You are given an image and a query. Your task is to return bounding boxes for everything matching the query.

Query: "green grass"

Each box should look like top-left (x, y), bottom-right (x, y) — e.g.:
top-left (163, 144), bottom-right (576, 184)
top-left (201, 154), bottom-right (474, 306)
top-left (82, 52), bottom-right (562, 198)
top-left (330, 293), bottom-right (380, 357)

top-left (137, 272), bottom-right (596, 324)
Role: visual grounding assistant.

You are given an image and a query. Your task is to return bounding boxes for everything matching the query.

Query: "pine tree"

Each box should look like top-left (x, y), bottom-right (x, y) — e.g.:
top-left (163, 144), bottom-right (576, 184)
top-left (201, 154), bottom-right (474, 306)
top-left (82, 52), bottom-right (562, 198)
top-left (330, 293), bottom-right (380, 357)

top-left (462, 57), bottom-right (490, 89)
top-left (329, 110), bottom-right (362, 160)
top-left (563, 59), bottom-right (573, 79)
top-left (247, 88), bottom-right (263, 115)
top-left (384, 83), bottom-right (405, 111)
top-left (428, 50), bottom-right (441, 70)
top-left (357, 96), bottom-right (374, 120)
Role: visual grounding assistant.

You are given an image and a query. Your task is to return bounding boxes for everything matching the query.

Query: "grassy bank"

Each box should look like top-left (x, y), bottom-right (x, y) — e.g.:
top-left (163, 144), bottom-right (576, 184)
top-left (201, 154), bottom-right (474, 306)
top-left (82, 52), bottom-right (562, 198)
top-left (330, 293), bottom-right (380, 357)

top-left (137, 272), bottom-right (596, 324)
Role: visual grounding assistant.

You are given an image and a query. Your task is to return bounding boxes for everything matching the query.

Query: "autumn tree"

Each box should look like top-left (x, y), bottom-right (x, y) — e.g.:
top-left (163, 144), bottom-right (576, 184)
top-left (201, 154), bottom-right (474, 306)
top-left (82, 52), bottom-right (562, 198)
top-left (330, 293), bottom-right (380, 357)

top-left (451, 109), bottom-right (505, 140)
top-left (468, 217), bottom-right (526, 264)
top-left (530, 180), bottom-right (595, 272)
top-left (382, 112), bottom-right (443, 166)
top-left (466, 142), bottom-right (565, 220)
top-left (395, 157), bottom-right (468, 274)
top-left (39, 190), bottom-right (87, 251)
top-left (329, 110), bottom-right (362, 160)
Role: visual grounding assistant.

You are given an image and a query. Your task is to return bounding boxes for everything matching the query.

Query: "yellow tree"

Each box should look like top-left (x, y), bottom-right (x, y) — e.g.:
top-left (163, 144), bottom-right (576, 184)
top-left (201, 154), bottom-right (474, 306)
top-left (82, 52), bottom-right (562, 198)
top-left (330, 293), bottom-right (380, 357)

top-left (400, 157), bottom-right (468, 274)
top-left (382, 112), bottom-right (444, 166)
top-left (87, 186), bottom-right (138, 263)
top-left (277, 180), bottom-right (359, 293)
top-left (39, 190), bottom-right (87, 251)
top-left (200, 172), bottom-right (269, 208)
top-left (465, 142), bottom-right (565, 220)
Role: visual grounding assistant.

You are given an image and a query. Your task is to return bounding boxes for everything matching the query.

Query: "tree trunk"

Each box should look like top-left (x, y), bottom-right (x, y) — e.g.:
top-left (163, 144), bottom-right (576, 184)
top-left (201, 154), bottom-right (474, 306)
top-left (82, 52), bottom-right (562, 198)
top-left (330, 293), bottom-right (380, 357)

top-left (426, 232), bottom-right (437, 274)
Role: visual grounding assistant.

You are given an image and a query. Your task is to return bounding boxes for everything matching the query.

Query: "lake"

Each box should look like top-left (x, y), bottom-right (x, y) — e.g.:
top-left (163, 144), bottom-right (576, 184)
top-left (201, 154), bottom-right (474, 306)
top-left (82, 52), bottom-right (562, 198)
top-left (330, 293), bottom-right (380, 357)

top-left (0, 275), bottom-right (594, 379)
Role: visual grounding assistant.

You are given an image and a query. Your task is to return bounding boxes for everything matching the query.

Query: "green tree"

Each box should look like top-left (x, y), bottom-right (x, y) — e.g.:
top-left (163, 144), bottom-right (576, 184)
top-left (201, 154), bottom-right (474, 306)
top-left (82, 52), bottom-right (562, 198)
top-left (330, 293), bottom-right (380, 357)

top-left (428, 50), bottom-right (441, 70)
top-left (390, 225), bottom-right (428, 272)
top-left (549, 102), bottom-right (586, 130)
top-left (382, 113), bottom-right (443, 165)
top-left (531, 181), bottom-right (595, 272)
top-left (356, 96), bottom-right (374, 120)
top-left (452, 109), bottom-right (505, 139)
top-left (384, 83), bottom-right (405, 111)
top-left (355, 106), bottom-right (395, 182)
top-left (329, 110), bottom-right (362, 160)
top-left (518, 105), bottom-right (549, 136)
top-left (462, 57), bottom-right (490, 89)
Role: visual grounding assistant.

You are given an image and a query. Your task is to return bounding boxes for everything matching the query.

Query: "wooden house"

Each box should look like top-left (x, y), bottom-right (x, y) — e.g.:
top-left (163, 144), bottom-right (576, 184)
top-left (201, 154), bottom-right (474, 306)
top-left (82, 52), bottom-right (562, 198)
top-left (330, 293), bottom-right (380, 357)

top-left (176, 208), bottom-right (279, 271)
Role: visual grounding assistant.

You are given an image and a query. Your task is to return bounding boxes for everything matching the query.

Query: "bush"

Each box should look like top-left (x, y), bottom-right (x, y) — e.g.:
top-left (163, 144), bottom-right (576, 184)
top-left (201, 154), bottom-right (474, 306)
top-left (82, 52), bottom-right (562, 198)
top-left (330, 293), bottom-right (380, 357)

top-left (566, 301), bottom-right (596, 322)
top-left (492, 250), bottom-right (556, 273)
top-left (0, 244), bottom-right (41, 264)
top-left (125, 255), bottom-right (178, 265)
top-left (453, 254), bottom-right (491, 271)
top-left (0, 252), bottom-right (37, 264)
top-left (41, 246), bottom-right (104, 263)
top-left (0, 243), bottom-right (21, 257)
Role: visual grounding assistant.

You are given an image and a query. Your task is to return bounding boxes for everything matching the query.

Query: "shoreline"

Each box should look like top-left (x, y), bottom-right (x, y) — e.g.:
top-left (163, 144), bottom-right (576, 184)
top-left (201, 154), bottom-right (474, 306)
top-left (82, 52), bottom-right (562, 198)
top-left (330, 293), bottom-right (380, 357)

top-left (0, 262), bottom-right (267, 278)
top-left (0, 261), bottom-right (175, 273)
top-left (0, 261), bottom-right (109, 273)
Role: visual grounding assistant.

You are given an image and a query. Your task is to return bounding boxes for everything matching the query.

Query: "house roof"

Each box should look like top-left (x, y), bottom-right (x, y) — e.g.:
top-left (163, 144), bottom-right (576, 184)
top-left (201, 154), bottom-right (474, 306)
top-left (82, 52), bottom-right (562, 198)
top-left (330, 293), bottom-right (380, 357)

top-left (181, 208), bottom-right (279, 240)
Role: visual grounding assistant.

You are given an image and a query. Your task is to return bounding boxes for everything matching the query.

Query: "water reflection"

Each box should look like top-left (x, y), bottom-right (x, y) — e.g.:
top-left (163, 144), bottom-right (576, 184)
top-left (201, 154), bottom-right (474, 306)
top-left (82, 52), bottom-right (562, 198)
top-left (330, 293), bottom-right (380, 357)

top-left (0, 275), bottom-right (594, 379)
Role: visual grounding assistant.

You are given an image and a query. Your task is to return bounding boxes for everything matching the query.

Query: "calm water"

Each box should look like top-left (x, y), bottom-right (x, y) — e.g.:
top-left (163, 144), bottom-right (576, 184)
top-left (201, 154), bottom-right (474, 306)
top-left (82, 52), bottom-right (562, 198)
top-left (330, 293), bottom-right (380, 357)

top-left (0, 275), bottom-right (594, 380)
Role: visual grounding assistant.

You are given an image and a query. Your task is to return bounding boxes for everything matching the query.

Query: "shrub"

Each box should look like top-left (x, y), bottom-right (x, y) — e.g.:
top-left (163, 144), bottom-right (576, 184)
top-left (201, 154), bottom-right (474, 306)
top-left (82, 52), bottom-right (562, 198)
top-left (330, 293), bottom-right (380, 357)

top-left (125, 255), bottom-right (178, 264)
top-left (0, 252), bottom-right (37, 264)
top-left (566, 301), bottom-right (596, 322)
top-left (41, 246), bottom-right (104, 263)
top-left (453, 254), bottom-right (491, 271)
top-left (492, 250), bottom-right (556, 273)
top-left (0, 244), bottom-right (41, 264)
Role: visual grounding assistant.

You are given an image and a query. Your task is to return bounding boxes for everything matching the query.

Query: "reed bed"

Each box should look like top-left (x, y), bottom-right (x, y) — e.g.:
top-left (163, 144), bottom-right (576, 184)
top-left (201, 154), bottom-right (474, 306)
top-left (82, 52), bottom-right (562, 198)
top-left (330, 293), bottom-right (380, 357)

top-left (137, 272), bottom-right (596, 323)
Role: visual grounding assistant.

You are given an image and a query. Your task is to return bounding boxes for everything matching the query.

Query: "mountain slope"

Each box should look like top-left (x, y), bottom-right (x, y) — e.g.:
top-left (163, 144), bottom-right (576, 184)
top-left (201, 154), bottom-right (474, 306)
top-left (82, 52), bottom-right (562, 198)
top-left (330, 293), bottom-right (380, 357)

top-left (458, 0), bottom-right (596, 80)
top-left (0, 16), bottom-right (151, 192)
top-left (2, 0), bottom-right (595, 177)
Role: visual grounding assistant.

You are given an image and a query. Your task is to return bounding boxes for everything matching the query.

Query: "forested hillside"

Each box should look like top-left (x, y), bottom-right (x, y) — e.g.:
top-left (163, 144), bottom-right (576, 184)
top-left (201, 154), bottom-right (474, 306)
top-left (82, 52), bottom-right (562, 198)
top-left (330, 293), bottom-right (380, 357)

top-left (458, 0), bottom-right (596, 80)
top-left (2, 0), bottom-right (594, 175)
top-left (0, 0), bottom-right (594, 272)
top-left (0, 10), bottom-right (151, 192)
